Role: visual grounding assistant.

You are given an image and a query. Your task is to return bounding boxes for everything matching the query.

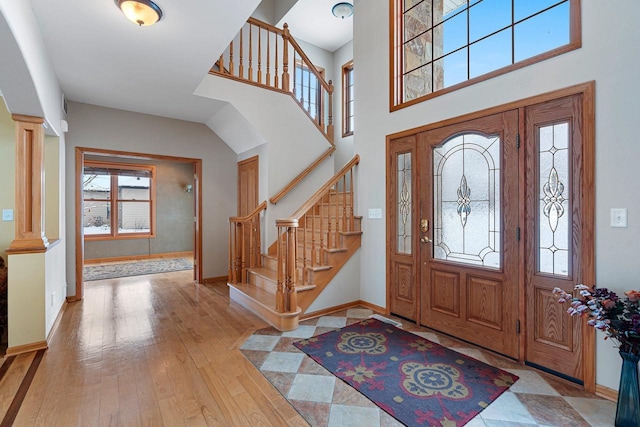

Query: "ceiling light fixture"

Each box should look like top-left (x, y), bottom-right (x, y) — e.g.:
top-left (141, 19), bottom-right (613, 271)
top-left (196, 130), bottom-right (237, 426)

top-left (115, 0), bottom-right (163, 26)
top-left (332, 2), bottom-right (353, 19)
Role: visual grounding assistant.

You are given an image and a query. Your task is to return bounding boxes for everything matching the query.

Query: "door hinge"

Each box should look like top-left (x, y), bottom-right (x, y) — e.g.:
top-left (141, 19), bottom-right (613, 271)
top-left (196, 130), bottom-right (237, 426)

top-left (516, 227), bottom-right (521, 241)
top-left (516, 134), bottom-right (521, 149)
top-left (516, 320), bottom-right (521, 334)
top-left (194, 216), bottom-right (197, 223)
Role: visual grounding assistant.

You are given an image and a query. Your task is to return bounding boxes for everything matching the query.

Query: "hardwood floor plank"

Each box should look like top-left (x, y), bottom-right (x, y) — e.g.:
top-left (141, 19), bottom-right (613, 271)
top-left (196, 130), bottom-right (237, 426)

top-left (0, 353), bottom-right (34, 419)
top-left (1, 273), bottom-right (306, 426)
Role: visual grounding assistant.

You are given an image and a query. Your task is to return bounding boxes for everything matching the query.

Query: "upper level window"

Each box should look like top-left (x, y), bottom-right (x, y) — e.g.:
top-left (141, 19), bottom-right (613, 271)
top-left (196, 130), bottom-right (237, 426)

top-left (83, 161), bottom-right (156, 240)
top-left (342, 61), bottom-right (354, 137)
top-left (391, 0), bottom-right (581, 110)
top-left (294, 61), bottom-right (325, 123)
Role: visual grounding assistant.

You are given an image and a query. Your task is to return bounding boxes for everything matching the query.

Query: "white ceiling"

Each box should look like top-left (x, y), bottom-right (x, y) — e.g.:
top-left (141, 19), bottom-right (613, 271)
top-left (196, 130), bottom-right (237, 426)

top-left (279, 0), bottom-right (353, 52)
top-left (27, 0), bottom-right (353, 124)
top-left (29, 0), bottom-right (261, 123)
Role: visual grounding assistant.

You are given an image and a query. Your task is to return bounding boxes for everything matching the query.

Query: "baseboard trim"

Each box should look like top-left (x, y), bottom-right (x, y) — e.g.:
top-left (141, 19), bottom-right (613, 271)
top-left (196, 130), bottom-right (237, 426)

top-left (596, 384), bottom-right (617, 402)
top-left (202, 276), bottom-right (228, 284)
top-left (46, 300), bottom-right (68, 344)
top-left (84, 251), bottom-right (193, 265)
top-left (356, 300), bottom-right (386, 314)
top-left (6, 341), bottom-right (48, 357)
top-left (301, 300), bottom-right (386, 320)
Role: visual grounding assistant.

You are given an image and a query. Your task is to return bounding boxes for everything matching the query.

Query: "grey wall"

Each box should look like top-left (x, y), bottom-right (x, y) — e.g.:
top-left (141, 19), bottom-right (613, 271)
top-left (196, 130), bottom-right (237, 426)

top-left (353, 0), bottom-right (640, 390)
top-left (66, 102), bottom-right (237, 292)
top-left (83, 156), bottom-right (194, 260)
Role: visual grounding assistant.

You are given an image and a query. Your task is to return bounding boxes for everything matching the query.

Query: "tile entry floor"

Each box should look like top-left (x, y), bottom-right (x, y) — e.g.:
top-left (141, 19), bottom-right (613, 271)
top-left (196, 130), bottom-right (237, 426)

top-left (240, 308), bottom-right (617, 427)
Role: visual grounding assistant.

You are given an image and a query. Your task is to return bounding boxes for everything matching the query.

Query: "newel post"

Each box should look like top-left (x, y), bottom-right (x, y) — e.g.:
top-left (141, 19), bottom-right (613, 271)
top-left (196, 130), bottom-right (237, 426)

top-left (327, 80), bottom-right (335, 143)
top-left (281, 24), bottom-right (290, 92)
top-left (275, 219), bottom-right (298, 313)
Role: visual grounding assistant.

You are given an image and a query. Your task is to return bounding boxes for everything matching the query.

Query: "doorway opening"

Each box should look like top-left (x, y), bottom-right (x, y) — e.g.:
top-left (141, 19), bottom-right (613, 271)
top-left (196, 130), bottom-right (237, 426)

top-left (74, 147), bottom-right (203, 299)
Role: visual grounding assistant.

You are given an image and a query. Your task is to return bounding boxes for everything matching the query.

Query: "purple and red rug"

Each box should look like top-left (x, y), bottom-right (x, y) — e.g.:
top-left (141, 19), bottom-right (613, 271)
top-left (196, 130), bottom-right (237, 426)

top-left (293, 318), bottom-right (519, 427)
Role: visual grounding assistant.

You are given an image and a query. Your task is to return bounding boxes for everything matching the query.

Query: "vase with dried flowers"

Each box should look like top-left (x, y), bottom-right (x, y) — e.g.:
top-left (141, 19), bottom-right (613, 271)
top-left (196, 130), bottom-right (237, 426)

top-left (554, 285), bottom-right (640, 427)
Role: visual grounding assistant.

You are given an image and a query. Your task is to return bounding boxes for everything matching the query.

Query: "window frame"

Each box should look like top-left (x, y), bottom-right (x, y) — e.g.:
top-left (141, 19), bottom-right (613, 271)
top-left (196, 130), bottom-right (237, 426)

top-left (82, 160), bottom-right (156, 241)
top-left (342, 60), bottom-right (354, 137)
top-left (389, 0), bottom-right (582, 111)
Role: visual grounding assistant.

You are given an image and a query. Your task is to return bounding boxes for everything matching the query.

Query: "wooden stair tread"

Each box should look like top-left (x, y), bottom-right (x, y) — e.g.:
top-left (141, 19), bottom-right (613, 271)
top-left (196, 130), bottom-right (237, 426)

top-left (228, 282), bottom-right (301, 331)
top-left (230, 282), bottom-right (276, 306)
top-left (249, 267), bottom-right (277, 281)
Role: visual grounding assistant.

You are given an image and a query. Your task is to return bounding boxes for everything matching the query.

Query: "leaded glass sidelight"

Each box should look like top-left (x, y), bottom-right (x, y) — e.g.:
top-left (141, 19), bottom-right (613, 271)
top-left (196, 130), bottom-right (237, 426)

top-left (538, 122), bottom-right (570, 276)
top-left (397, 152), bottom-right (412, 254)
top-left (433, 133), bottom-right (501, 268)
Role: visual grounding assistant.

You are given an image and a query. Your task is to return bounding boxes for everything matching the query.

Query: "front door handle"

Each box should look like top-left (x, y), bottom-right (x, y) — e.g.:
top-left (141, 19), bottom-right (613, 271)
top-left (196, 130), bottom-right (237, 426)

top-left (420, 219), bottom-right (429, 233)
top-left (420, 236), bottom-right (432, 243)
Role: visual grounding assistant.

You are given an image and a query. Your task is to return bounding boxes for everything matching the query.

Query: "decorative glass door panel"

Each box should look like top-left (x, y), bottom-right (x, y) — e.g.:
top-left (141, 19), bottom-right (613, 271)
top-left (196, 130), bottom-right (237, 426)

top-left (433, 133), bottom-right (501, 268)
top-left (397, 152), bottom-right (412, 255)
top-left (538, 122), bottom-right (570, 276)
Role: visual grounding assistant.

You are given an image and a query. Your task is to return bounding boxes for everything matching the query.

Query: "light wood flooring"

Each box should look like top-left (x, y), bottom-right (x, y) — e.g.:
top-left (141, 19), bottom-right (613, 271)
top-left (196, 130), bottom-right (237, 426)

top-left (0, 270), bottom-right (308, 426)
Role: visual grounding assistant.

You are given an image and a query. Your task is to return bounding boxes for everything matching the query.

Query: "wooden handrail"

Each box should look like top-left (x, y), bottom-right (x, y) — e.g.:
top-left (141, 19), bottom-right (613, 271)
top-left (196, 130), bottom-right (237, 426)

top-left (290, 155), bottom-right (359, 220)
top-left (230, 200), bottom-right (267, 223)
top-left (210, 18), bottom-right (334, 144)
top-left (246, 17), bottom-right (284, 36)
top-left (274, 155), bottom-right (360, 314)
top-left (286, 35), bottom-right (333, 94)
top-left (269, 147), bottom-right (336, 205)
top-left (228, 201), bottom-right (267, 283)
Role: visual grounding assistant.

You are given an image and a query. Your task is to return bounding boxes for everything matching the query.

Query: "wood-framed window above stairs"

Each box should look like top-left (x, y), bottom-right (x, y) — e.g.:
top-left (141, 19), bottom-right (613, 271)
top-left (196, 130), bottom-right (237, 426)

top-left (228, 156), bottom-right (362, 331)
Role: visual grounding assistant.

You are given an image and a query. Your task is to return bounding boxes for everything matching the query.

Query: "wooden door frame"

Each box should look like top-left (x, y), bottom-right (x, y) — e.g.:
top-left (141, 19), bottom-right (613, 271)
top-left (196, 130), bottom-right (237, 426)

top-left (385, 81), bottom-right (595, 392)
top-left (74, 147), bottom-right (204, 300)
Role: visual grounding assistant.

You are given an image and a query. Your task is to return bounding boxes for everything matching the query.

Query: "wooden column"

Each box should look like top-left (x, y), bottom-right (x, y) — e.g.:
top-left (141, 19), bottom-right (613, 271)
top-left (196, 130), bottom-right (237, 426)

top-left (9, 114), bottom-right (49, 252)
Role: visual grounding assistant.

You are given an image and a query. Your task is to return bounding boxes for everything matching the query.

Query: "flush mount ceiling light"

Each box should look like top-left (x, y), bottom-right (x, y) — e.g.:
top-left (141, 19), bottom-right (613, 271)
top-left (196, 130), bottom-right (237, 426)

top-left (332, 2), bottom-right (353, 19)
top-left (115, 0), bottom-right (163, 26)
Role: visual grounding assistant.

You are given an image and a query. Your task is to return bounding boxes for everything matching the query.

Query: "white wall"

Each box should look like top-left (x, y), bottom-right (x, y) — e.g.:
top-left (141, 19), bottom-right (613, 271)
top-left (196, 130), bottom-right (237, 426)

top-left (65, 102), bottom-right (237, 291)
top-left (353, 0), bottom-right (640, 390)
top-left (197, 75), bottom-right (334, 246)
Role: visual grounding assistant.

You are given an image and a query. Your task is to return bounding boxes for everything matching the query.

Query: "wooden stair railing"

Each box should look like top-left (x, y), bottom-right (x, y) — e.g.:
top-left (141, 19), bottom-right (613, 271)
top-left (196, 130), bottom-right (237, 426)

top-left (269, 146), bottom-right (336, 205)
top-left (274, 155), bottom-right (360, 315)
top-left (228, 201), bottom-right (267, 284)
top-left (210, 18), bottom-right (335, 144)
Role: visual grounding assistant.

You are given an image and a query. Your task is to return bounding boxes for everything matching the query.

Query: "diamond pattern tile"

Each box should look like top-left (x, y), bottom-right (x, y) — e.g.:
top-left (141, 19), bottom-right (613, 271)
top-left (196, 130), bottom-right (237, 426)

top-left (240, 310), bottom-right (616, 427)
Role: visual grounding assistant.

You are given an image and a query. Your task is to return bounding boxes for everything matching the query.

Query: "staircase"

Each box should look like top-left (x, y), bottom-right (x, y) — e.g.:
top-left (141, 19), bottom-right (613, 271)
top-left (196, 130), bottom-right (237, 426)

top-left (228, 157), bottom-right (361, 331)
top-left (205, 17), bottom-right (361, 330)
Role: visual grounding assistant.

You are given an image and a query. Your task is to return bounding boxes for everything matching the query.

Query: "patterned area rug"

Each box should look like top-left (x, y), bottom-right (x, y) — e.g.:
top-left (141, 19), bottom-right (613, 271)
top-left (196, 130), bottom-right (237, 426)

top-left (83, 258), bottom-right (192, 281)
top-left (294, 318), bottom-right (519, 427)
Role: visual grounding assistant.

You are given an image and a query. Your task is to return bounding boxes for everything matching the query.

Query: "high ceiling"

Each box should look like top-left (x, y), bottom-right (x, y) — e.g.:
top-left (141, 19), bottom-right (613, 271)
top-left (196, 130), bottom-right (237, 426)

top-left (27, 0), bottom-right (353, 124)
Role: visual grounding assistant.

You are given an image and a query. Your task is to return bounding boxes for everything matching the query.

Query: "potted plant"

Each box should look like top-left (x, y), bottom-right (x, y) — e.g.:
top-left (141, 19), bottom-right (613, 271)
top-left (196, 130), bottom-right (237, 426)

top-left (554, 285), bottom-right (640, 427)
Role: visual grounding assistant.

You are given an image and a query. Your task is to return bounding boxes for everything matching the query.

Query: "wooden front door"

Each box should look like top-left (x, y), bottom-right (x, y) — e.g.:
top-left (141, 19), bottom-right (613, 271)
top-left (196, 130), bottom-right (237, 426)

top-left (238, 156), bottom-right (259, 216)
top-left (524, 94), bottom-right (590, 382)
top-left (418, 111), bottom-right (520, 358)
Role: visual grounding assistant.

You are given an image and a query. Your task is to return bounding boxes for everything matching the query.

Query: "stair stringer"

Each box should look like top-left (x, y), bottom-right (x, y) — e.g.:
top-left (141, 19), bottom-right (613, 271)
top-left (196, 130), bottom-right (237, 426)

top-left (296, 232), bottom-right (362, 313)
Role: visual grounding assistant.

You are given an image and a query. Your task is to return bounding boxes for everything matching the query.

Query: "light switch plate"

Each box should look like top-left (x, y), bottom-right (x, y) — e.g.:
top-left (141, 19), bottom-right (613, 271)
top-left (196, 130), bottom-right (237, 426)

top-left (611, 208), bottom-right (628, 228)
top-left (368, 208), bottom-right (382, 219)
top-left (2, 209), bottom-right (13, 221)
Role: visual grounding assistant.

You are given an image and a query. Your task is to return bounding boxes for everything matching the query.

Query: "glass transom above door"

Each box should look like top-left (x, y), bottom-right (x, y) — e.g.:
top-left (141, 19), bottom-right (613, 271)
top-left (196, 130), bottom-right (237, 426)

top-left (433, 132), bottom-right (501, 268)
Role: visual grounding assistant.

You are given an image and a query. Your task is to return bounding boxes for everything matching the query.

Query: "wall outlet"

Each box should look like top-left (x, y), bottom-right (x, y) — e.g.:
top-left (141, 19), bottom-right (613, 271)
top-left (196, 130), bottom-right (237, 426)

top-left (368, 208), bottom-right (383, 219)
